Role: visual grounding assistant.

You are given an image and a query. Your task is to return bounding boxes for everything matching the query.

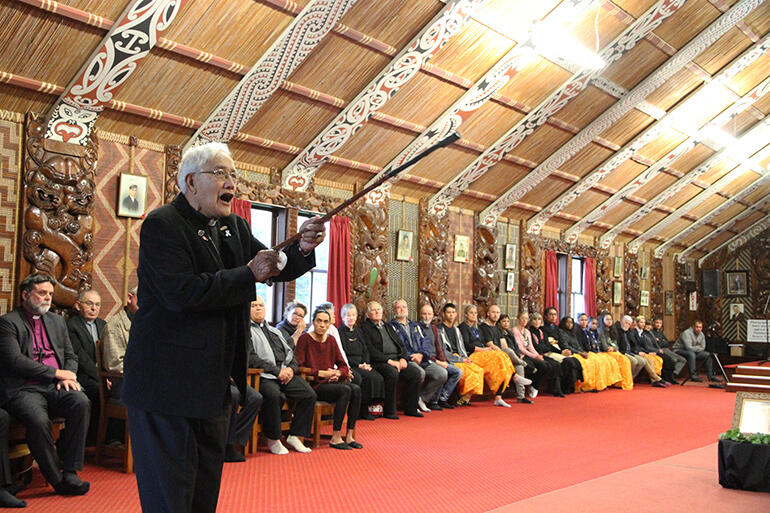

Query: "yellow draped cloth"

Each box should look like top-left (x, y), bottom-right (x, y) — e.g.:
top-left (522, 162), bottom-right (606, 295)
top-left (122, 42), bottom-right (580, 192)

top-left (452, 361), bottom-right (485, 396)
top-left (469, 349), bottom-right (514, 394)
top-left (602, 350), bottom-right (634, 390)
top-left (575, 352), bottom-right (623, 391)
top-left (642, 353), bottom-right (663, 376)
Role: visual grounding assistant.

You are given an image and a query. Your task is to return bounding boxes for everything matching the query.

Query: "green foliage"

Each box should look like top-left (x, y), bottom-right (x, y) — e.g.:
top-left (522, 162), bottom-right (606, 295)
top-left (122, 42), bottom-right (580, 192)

top-left (719, 429), bottom-right (770, 445)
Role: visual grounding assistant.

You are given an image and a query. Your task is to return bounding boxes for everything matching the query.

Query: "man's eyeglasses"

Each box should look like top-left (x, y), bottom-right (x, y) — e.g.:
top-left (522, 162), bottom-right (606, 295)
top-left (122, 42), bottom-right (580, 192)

top-left (81, 301), bottom-right (101, 308)
top-left (195, 169), bottom-right (238, 182)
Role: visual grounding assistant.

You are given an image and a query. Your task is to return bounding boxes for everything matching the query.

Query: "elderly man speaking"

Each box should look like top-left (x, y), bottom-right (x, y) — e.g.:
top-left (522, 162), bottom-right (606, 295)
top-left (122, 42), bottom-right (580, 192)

top-left (122, 142), bottom-right (324, 513)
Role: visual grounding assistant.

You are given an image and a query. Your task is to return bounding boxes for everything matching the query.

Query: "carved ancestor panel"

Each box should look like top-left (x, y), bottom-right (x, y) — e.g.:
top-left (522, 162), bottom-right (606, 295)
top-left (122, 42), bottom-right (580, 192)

top-left (596, 256), bottom-right (612, 314)
top-left (164, 144), bottom-right (181, 204)
top-left (21, 113), bottom-right (97, 308)
top-left (624, 252), bottom-right (639, 316)
top-left (473, 223), bottom-right (498, 318)
top-left (418, 200), bottom-right (449, 317)
top-left (750, 228), bottom-right (770, 319)
top-left (651, 257), bottom-right (664, 318)
top-left (675, 261), bottom-right (690, 334)
top-left (520, 238), bottom-right (541, 315)
top-left (349, 200), bottom-right (389, 316)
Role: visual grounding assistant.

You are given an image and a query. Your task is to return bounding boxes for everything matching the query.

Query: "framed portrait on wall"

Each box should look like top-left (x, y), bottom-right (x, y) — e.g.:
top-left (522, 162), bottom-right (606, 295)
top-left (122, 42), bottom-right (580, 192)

top-left (685, 261), bottom-right (695, 281)
top-left (117, 173), bottom-right (147, 218)
top-left (613, 256), bottom-right (622, 278)
top-left (504, 244), bottom-right (517, 269)
top-left (665, 291), bottom-right (674, 315)
top-left (725, 270), bottom-right (748, 297)
top-left (640, 290), bottom-right (650, 307)
top-left (640, 266), bottom-right (649, 280)
top-left (395, 230), bottom-right (413, 261)
top-left (612, 281), bottom-right (622, 305)
top-left (454, 235), bottom-right (470, 263)
top-left (689, 291), bottom-right (698, 311)
top-left (505, 272), bottom-right (515, 292)
top-left (729, 303), bottom-right (745, 319)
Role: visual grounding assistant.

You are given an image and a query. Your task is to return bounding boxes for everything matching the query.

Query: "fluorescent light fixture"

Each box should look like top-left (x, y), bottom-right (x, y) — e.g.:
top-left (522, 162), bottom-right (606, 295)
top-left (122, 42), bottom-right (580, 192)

top-left (530, 22), bottom-right (606, 70)
top-left (700, 123), bottom-right (770, 161)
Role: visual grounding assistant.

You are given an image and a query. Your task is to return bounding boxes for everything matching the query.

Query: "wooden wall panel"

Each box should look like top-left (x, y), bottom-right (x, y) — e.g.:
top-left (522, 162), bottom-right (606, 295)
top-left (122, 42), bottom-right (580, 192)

top-left (0, 116), bottom-right (22, 314)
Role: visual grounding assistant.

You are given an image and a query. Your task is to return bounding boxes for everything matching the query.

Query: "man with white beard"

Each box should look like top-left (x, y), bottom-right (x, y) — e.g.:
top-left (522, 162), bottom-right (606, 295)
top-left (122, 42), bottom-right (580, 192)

top-left (0, 273), bottom-right (91, 496)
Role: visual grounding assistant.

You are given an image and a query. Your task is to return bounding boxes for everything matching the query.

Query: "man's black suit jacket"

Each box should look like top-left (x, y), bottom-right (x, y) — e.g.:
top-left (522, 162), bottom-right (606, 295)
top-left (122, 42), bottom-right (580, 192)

top-left (66, 315), bottom-right (106, 388)
top-left (122, 194), bottom-right (314, 419)
top-left (0, 308), bottom-right (78, 405)
top-left (358, 318), bottom-right (407, 364)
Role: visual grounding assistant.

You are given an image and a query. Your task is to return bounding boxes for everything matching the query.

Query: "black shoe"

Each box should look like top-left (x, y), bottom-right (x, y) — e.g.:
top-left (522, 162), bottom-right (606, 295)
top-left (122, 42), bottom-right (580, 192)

top-left (224, 444), bottom-right (246, 462)
top-left (690, 375), bottom-right (702, 382)
top-left (359, 413), bottom-right (376, 421)
top-left (517, 397), bottom-right (533, 404)
top-left (330, 442), bottom-right (352, 450)
top-left (555, 392), bottom-right (566, 398)
top-left (668, 378), bottom-right (679, 385)
top-left (382, 413), bottom-right (399, 420)
top-left (54, 479), bottom-right (90, 496)
top-left (708, 376), bottom-right (720, 383)
top-left (428, 402), bottom-right (443, 411)
top-left (347, 441), bottom-right (363, 449)
top-left (403, 410), bottom-right (424, 418)
top-left (0, 488), bottom-right (25, 508)
top-left (438, 400), bottom-right (455, 409)
top-left (652, 380), bottom-right (666, 388)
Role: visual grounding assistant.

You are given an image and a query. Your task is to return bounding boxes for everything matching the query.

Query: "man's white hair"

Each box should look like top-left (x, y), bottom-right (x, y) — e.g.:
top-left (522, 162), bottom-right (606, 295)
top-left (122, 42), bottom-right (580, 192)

top-left (178, 142), bottom-right (232, 194)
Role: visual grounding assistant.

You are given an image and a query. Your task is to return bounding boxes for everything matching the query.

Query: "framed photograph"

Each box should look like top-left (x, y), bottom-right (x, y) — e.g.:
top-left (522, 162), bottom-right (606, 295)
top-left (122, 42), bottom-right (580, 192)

top-left (731, 392), bottom-right (770, 435)
top-left (640, 266), bottom-right (649, 280)
top-left (613, 256), bottom-right (622, 278)
top-left (689, 291), bottom-right (698, 311)
top-left (612, 281), bottom-right (622, 305)
top-left (729, 303), bottom-right (745, 319)
top-left (454, 235), bottom-right (470, 263)
top-left (395, 230), bottom-right (413, 261)
top-left (685, 261), bottom-right (695, 281)
top-left (640, 290), bottom-right (650, 307)
top-left (505, 272), bottom-right (515, 292)
top-left (504, 243), bottom-right (517, 270)
top-left (725, 270), bottom-right (748, 297)
top-left (665, 290), bottom-right (674, 315)
top-left (117, 173), bottom-right (147, 218)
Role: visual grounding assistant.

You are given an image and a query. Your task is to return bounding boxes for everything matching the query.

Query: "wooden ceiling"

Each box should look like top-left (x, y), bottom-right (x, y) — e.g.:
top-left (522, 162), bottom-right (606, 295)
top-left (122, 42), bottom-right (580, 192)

top-left (1, 0), bottom-right (769, 260)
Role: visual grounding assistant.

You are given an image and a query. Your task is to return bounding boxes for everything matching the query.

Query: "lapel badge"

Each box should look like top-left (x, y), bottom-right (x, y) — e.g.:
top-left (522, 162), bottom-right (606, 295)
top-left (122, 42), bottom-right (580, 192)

top-left (198, 229), bottom-right (208, 241)
top-left (220, 225), bottom-right (232, 238)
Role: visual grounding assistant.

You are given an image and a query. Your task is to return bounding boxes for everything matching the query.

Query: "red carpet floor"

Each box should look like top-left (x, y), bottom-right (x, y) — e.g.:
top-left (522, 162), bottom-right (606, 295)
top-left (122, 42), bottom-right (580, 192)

top-left (17, 384), bottom-right (741, 512)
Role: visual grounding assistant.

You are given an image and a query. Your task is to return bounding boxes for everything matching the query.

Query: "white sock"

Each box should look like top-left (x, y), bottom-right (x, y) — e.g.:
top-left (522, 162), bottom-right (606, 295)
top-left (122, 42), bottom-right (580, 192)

top-left (513, 374), bottom-right (532, 386)
top-left (285, 435), bottom-right (311, 453)
top-left (530, 387), bottom-right (539, 399)
top-left (494, 397), bottom-right (511, 408)
top-left (417, 397), bottom-right (430, 412)
top-left (267, 439), bottom-right (288, 455)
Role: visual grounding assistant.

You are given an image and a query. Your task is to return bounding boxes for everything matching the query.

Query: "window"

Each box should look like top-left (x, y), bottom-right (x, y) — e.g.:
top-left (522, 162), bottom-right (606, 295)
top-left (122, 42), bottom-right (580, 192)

top-left (251, 206), bottom-right (278, 321)
top-left (294, 213), bottom-right (330, 321)
top-left (570, 256), bottom-right (585, 317)
top-left (557, 254), bottom-right (569, 318)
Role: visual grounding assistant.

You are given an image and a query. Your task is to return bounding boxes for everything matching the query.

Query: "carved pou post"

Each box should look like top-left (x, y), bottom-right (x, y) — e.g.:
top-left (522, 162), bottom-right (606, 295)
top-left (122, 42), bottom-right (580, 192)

top-left (20, 113), bottom-right (97, 308)
top-left (349, 199), bottom-right (389, 316)
top-left (473, 223), bottom-right (498, 318)
top-left (418, 200), bottom-right (449, 318)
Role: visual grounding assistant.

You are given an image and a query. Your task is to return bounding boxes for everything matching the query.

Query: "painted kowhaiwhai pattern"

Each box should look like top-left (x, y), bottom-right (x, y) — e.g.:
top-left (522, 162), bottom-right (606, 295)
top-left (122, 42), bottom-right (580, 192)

top-left (188, 0), bottom-right (357, 150)
top-left (433, 0), bottom-right (687, 219)
top-left (562, 38), bottom-right (770, 243)
top-left (688, 212), bottom-right (770, 265)
top-left (47, 0), bottom-right (184, 145)
top-left (362, 0), bottom-right (595, 206)
top-left (600, 119), bottom-right (770, 250)
top-left (281, 0), bottom-right (485, 193)
top-left (480, 0), bottom-right (764, 227)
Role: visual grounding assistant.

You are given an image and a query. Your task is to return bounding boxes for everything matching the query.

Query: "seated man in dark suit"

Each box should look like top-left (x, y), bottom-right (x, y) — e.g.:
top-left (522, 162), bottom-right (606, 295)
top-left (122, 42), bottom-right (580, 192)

top-left (67, 289), bottom-right (105, 433)
top-left (359, 301), bottom-right (424, 419)
top-left (0, 273), bottom-right (90, 495)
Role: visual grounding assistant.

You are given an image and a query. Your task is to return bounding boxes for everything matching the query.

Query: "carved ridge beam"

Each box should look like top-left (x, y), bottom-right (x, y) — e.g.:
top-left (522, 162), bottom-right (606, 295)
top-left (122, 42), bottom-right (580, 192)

top-left (534, 37), bottom-right (770, 239)
top-left (429, 0), bottom-right (687, 218)
top-left (45, 0), bottom-right (186, 145)
top-left (185, 0), bottom-right (357, 150)
top-left (478, 0), bottom-right (765, 227)
top-left (602, 117), bottom-right (770, 250)
top-left (363, 0), bottom-right (597, 207)
top-left (694, 212), bottom-right (770, 265)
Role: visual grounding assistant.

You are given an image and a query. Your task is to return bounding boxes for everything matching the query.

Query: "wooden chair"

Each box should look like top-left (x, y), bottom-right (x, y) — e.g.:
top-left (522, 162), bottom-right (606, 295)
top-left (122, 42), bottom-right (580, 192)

top-left (297, 367), bottom-right (334, 448)
top-left (245, 368), bottom-right (262, 455)
top-left (8, 416), bottom-right (64, 488)
top-left (94, 340), bottom-right (133, 473)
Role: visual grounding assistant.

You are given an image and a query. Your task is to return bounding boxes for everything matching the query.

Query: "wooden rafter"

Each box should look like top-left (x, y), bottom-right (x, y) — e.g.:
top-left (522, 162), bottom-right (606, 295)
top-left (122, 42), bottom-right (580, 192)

top-left (428, 0), bottom-right (688, 218)
top-left (691, 211), bottom-right (770, 265)
top-left (45, 0), bottom-right (186, 145)
top-left (477, 0), bottom-right (766, 228)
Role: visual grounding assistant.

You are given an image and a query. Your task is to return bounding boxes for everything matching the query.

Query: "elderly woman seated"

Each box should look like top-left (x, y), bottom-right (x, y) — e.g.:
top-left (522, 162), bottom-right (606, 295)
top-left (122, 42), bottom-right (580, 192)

top-left (338, 303), bottom-right (384, 420)
top-left (295, 308), bottom-right (362, 450)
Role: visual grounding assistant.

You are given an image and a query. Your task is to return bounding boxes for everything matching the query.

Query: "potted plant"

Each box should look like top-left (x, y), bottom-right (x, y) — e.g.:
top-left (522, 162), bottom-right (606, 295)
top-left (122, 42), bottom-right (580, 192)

top-left (718, 429), bottom-right (770, 493)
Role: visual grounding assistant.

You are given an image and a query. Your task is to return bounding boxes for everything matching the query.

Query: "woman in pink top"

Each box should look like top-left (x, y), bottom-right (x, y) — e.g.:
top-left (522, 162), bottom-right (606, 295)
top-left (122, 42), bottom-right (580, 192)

top-left (511, 311), bottom-right (560, 397)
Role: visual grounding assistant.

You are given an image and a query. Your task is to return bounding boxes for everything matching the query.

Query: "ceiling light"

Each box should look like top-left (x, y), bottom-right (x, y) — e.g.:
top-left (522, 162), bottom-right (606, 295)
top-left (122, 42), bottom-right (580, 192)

top-left (530, 22), bottom-right (606, 70)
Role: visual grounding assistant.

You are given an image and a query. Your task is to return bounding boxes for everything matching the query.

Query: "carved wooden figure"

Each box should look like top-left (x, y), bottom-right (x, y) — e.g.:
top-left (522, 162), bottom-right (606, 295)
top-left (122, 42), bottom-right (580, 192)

top-left (349, 200), bottom-right (389, 316)
top-left (418, 200), bottom-right (449, 317)
top-left (473, 223), bottom-right (498, 318)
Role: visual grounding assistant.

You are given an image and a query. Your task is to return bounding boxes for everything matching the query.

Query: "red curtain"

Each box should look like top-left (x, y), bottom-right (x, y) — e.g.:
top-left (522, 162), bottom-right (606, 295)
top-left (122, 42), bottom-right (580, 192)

top-left (545, 250), bottom-right (558, 316)
top-left (231, 198), bottom-right (252, 227)
top-left (327, 216), bottom-right (350, 326)
top-left (584, 257), bottom-right (597, 318)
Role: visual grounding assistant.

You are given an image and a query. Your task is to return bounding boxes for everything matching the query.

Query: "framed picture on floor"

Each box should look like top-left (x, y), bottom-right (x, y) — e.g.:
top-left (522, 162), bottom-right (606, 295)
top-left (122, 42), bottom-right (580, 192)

top-left (725, 270), bottom-right (748, 297)
top-left (454, 235), bottom-right (470, 263)
top-left (731, 392), bottom-right (770, 435)
top-left (117, 173), bottom-right (147, 218)
top-left (395, 230), bottom-right (413, 261)
top-left (504, 243), bottom-right (517, 270)
top-left (505, 272), bottom-right (515, 292)
top-left (614, 256), bottom-right (622, 278)
top-left (640, 290), bottom-right (650, 307)
top-left (665, 290), bottom-right (674, 315)
top-left (613, 281), bottom-right (622, 305)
